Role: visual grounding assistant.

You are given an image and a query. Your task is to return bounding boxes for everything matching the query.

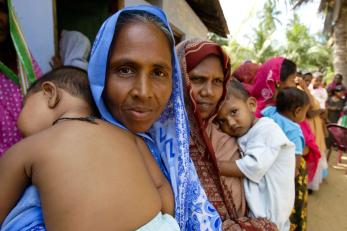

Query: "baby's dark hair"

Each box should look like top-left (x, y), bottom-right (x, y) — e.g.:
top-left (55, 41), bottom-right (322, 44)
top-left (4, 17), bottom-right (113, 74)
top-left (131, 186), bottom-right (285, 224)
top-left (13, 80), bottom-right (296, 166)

top-left (28, 66), bottom-right (97, 113)
top-left (280, 59), bottom-right (297, 82)
top-left (226, 79), bottom-right (250, 101)
top-left (276, 87), bottom-right (309, 114)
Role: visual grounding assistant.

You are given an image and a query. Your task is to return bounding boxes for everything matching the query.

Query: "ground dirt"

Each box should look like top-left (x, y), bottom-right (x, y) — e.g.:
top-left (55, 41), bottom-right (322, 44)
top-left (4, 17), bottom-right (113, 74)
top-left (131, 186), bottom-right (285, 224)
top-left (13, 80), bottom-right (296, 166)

top-left (307, 151), bottom-right (347, 231)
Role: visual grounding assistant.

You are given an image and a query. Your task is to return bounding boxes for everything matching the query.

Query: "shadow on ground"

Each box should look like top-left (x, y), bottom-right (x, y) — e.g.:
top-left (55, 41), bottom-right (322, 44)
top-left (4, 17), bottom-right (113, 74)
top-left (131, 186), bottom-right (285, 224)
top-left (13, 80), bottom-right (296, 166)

top-left (308, 151), bottom-right (347, 231)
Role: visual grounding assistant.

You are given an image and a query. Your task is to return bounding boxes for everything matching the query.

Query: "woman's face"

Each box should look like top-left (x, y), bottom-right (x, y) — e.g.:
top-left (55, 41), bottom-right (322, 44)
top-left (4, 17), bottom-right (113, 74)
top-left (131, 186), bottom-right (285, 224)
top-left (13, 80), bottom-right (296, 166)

top-left (0, 0), bottom-right (8, 43)
top-left (280, 72), bottom-right (296, 89)
top-left (104, 22), bottom-right (172, 133)
top-left (188, 55), bottom-right (224, 119)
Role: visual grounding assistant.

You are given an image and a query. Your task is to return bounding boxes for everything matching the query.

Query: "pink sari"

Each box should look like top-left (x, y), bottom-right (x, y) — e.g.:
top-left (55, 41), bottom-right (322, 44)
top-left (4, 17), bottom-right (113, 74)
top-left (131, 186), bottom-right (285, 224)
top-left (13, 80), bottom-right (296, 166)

top-left (300, 120), bottom-right (321, 182)
top-left (0, 59), bottom-right (41, 155)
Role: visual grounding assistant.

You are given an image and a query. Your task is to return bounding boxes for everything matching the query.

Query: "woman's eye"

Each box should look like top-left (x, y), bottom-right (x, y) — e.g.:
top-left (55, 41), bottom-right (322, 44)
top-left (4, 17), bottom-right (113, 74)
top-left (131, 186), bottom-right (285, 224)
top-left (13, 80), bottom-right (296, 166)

top-left (118, 66), bottom-right (134, 76)
top-left (190, 77), bottom-right (203, 83)
top-left (153, 69), bottom-right (168, 78)
top-left (214, 78), bottom-right (224, 85)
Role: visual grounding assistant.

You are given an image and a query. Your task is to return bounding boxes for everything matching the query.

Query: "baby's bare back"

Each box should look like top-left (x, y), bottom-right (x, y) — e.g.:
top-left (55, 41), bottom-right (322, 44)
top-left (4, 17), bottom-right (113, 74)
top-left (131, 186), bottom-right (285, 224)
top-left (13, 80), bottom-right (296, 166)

top-left (28, 120), bottom-right (162, 230)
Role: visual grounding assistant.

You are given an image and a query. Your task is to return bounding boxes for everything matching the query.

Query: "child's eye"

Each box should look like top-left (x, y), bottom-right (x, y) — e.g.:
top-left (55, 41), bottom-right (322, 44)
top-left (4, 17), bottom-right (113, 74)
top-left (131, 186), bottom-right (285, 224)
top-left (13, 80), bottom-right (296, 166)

top-left (217, 119), bottom-right (225, 125)
top-left (230, 109), bottom-right (238, 115)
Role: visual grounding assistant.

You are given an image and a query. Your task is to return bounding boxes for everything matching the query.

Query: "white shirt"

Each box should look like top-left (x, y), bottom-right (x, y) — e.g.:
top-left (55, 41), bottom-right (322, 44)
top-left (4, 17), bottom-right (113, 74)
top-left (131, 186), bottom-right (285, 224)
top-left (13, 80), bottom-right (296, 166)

top-left (236, 117), bottom-right (295, 231)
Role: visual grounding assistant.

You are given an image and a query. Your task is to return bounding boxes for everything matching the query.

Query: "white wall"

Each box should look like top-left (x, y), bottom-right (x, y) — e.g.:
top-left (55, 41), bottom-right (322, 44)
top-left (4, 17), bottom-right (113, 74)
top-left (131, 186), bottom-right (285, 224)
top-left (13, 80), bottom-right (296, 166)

top-left (12, 0), bottom-right (55, 74)
top-left (125, 0), bottom-right (151, 7)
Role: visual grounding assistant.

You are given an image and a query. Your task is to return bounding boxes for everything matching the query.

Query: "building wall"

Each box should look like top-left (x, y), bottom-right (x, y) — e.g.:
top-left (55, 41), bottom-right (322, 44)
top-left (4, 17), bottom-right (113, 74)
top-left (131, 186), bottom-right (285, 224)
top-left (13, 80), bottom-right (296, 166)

top-left (12, 0), bottom-right (55, 73)
top-left (125, 0), bottom-right (209, 40)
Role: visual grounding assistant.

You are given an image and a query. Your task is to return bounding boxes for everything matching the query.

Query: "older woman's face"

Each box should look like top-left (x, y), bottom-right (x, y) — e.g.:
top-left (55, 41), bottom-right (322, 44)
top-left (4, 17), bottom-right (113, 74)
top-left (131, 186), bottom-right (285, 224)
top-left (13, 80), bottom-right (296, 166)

top-left (0, 0), bottom-right (8, 43)
top-left (188, 55), bottom-right (224, 119)
top-left (104, 22), bottom-right (172, 133)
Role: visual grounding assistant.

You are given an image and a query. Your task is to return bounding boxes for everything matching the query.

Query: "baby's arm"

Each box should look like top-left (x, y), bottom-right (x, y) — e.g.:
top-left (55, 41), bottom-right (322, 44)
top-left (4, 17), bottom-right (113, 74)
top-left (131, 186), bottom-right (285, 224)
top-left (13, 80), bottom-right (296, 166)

top-left (0, 144), bottom-right (31, 223)
top-left (218, 160), bottom-right (244, 178)
top-left (135, 137), bottom-right (174, 215)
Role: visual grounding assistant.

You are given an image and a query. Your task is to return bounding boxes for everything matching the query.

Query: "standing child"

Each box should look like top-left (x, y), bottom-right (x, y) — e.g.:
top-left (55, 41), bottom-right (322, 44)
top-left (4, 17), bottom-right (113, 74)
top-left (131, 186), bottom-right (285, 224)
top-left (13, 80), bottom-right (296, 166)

top-left (261, 87), bottom-right (311, 231)
top-left (216, 80), bottom-right (295, 231)
top-left (0, 67), bottom-right (180, 230)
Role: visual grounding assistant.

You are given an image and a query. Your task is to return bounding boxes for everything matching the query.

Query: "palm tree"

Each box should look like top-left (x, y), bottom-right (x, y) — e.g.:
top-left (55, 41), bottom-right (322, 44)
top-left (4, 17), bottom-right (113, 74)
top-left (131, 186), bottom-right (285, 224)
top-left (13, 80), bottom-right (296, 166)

top-left (292, 0), bottom-right (347, 85)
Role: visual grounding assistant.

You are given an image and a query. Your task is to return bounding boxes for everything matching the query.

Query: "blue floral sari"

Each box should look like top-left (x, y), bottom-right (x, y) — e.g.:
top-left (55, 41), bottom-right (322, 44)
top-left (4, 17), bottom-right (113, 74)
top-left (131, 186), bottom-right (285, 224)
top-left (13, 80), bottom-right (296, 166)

top-left (88, 5), bottom-right (221, 231)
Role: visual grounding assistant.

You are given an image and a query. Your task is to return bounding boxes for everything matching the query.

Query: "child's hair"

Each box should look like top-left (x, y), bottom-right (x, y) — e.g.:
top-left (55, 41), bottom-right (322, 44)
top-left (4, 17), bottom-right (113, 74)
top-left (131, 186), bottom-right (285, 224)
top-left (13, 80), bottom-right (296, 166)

top-left (280, 59), bottom-right (297, 82)
top-left (28, 66), bottom-right (97, 113)
top-left (276, 87), bottom-right (309, 114)
top-left (226, 79), bottom-right (250, 101)
top-left (303, 72), bottom-right (312, 77)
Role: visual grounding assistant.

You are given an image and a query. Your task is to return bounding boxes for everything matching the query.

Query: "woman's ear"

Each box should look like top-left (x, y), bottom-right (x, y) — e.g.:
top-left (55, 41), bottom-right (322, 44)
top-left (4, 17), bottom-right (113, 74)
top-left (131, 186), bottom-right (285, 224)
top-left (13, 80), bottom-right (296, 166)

top-left (41, 81), bottom-right (61, 108)
top-left (294, 107), bottom-right (302, 118)
top-left (247, 97), bottom-right (257, 113)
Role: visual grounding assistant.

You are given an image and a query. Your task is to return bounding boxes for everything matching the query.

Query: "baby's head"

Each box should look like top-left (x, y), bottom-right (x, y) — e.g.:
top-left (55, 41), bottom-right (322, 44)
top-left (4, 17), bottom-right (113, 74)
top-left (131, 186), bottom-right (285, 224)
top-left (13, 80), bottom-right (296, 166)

top-left (216, 79), bottom-right (257, 137)
top-left (276, 87), bottom-right (310, 123)
top-left (17, 66), bottom-right (97, 137)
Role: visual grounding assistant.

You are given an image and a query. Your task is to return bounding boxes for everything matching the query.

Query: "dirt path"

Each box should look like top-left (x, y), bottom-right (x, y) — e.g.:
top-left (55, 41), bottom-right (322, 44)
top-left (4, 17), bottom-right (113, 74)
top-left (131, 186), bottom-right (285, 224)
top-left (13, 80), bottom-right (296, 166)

top-left (308, 151), bottom-right (347, 231)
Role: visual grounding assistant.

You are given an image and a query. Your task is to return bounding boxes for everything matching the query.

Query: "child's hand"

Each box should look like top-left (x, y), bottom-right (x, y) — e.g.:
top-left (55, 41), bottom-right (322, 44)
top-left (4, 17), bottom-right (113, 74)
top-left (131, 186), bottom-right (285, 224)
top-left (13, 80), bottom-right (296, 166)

top-left (217, 161), bottom-right (230, 176)
top-left (217, 160), bottom-right (244, 178)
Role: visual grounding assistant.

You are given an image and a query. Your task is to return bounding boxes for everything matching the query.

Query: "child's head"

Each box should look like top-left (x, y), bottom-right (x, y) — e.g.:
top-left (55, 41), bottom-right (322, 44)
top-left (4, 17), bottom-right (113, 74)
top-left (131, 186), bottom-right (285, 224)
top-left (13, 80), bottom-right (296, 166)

top-left (216, 79), bottom-right (257, 137)
top-left (17, 66), bottom-right (97, 137)
top-left (276, 87), bottom-right (310, 123)
top-left (303, 72), bottom-right (313, 87)
top-left (311, 72), bottom-right (323, 89)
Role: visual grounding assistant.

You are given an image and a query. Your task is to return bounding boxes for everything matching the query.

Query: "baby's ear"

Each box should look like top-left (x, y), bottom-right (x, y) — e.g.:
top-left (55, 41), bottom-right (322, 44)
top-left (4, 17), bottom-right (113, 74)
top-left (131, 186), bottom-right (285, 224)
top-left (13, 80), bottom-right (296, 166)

top-left (41, 81), bottom-right (61, 108)
top-left (247, 97), bottom-right (257, 113)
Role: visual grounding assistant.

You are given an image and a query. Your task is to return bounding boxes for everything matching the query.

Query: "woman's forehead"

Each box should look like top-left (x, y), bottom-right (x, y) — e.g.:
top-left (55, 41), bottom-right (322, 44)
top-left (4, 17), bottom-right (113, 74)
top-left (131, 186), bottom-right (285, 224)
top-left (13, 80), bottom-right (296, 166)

top-left (109, 22), bottom-right (172, 66)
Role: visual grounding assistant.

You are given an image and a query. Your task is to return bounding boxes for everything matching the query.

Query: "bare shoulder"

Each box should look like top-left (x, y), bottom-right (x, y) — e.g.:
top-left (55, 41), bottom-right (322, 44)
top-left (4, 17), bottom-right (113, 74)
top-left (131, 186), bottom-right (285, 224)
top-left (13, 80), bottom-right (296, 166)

top-left (1, 131), bottom-right (50, 167)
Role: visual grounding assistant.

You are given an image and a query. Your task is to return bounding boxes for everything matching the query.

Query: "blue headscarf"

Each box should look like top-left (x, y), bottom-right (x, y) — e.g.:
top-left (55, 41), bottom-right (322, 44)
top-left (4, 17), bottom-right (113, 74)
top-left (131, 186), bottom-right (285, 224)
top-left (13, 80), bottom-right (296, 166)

top-left (88, 5), bottom-right (221, 231)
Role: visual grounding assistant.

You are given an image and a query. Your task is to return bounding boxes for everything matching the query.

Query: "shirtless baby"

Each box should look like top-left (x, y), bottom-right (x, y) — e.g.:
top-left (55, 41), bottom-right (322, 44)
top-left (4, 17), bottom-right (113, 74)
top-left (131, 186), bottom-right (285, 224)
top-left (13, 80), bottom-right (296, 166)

top-left (0, 67), bottom-right (179, 230)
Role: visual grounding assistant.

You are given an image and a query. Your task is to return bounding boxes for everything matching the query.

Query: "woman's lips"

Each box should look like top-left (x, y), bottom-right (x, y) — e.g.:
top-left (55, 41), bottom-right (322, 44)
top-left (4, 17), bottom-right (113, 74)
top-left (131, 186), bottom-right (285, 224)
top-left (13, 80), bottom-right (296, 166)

top-left (126, 108), bottom-right (152, 121)
top-left (197, 102), bottom-right (213, 110)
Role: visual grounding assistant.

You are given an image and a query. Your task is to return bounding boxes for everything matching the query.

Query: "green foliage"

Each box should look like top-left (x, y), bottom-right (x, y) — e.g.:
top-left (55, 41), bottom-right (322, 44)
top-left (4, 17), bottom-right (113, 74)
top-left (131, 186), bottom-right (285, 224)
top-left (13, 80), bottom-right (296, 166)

top-left (209, 0), bottom-right (332, 73)
top-left (283, 14), bottom-right (332, 72)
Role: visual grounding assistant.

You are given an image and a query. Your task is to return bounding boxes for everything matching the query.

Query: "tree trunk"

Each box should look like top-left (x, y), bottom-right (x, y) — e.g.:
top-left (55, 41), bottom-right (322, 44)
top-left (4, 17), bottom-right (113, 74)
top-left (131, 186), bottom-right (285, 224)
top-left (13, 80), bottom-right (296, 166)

top-left (333, 5), bottom-right (347, 86)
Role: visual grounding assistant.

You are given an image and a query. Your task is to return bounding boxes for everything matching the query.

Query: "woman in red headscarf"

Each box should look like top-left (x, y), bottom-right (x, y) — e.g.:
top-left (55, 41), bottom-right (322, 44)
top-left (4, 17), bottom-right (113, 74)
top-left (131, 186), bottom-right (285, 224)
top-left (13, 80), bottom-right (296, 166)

top-left (177, 39), bottom-right (278, 230)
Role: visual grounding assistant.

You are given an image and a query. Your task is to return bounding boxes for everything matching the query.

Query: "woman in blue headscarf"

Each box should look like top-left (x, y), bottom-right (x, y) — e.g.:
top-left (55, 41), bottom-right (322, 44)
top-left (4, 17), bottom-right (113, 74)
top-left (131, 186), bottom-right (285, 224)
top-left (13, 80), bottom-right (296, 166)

top-left (0, 5), bottom-right (221, 231)
top-left (88, 5), bottom-right (222, 231)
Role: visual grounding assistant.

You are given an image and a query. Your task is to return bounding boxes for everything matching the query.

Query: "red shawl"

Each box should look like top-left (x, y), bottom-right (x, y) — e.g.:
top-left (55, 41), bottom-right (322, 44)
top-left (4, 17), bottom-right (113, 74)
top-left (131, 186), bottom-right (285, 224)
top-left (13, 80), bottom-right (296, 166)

top-left (177, 39), bottom-right (278, 231)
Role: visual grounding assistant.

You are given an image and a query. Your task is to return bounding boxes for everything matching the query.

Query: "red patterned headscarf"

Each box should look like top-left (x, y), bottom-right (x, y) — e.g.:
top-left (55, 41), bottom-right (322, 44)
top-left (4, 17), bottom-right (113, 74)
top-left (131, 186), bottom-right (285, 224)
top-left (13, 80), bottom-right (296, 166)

top-left (179, 39), bottom-right (231, 126)
top-left (233, 61), bottom-right (260, 94)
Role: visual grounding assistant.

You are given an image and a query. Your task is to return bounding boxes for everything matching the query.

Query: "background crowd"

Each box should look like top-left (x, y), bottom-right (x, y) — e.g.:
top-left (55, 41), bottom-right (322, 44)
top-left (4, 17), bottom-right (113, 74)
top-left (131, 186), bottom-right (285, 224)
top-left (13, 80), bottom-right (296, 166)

top-left (0, 1), bottom-right (346, 231)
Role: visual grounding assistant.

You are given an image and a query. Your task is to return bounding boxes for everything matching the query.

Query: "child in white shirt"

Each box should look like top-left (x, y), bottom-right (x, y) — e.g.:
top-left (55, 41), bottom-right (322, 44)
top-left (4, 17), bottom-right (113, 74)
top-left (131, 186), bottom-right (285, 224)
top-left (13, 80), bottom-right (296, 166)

top-left (216, 80), bottom-right (295, 231)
